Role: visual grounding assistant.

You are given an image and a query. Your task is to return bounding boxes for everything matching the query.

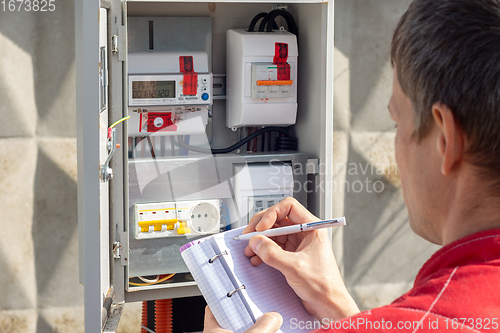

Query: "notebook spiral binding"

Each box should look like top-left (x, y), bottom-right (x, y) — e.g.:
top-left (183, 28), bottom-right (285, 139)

top-left (208, 250), bottom-right (228, 263)
top-left (227, 284), bottom-right (246, 298)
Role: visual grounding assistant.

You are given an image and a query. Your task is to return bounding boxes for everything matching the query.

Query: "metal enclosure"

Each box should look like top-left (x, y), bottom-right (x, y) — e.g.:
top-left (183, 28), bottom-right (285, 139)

top-left (76, 0), bottom-right (334, 331)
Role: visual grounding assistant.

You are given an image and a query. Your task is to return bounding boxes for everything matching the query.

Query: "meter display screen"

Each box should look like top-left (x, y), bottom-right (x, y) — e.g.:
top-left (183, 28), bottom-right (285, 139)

top-left (132, 81), bottom-right (175, 99)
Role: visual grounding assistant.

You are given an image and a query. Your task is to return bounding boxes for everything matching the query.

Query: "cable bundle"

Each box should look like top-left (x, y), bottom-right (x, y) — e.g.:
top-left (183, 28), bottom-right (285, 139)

top-left (275, 135), bottom-right (298, 151)
top-left (248, 10), bottom-right (298, 35)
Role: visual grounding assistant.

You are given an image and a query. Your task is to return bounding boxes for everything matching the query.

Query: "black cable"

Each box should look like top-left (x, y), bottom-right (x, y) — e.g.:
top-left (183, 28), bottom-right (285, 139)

top-left (260, 129), bottom-right (266, 151)
top-left (177, 127), bottom-right (296, 154)
top-left (258, 10), bottom-right (298, 35)
top-left (275, 135), bottom-right (298, 151)
top-left (248, 12), bottom-right (267, 32)
top-left (266, 10), bottom-right (298, 35)
top-left (248, 12), bottom-right (278, 32)
top-left (267, 132), bottom-right (272, 151)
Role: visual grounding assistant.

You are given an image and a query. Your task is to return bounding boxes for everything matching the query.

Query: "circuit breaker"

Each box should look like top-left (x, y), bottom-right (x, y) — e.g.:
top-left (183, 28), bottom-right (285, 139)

top-left (226, 29), bottom-right (298, 128)
top-left (134, 199), bottom-right (221, 239)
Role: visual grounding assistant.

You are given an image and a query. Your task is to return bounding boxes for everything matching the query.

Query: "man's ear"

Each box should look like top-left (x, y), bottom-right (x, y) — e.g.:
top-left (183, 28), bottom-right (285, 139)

top-left (431, 103), bottom-right (465, 175)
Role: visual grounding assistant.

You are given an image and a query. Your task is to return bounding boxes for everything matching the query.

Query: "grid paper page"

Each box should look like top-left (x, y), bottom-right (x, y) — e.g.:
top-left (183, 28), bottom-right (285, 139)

top-left (181, 240), bottom-right (254, 332)
top-left (211, 227), bottom-right (318, 333)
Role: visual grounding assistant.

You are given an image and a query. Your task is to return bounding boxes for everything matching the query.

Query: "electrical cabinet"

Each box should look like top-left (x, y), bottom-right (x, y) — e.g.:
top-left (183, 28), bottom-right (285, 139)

top-left (76, 0), bottom-right (334, 331)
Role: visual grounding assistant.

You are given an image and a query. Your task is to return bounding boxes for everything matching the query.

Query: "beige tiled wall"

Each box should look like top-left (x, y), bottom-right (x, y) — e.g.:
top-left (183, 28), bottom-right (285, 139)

top-left (0, 1), bottom-right (84, 331)
top-left (0, 0), bottom-right (439, 332)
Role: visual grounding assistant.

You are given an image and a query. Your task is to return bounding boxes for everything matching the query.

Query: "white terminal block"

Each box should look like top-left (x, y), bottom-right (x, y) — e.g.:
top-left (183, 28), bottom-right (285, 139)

top-left (248, 195), bottom-right (287, 221)
top-left (232, 163), bottom-right (294, 227)
top-left (134, 199), bottom-right (221, 240)
top-left (226, 29), bottom-right (298, 128)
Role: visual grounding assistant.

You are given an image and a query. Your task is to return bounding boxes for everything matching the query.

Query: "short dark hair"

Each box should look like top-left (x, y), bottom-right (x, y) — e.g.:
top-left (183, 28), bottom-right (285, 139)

top-left (391, 0), bottom-right (500, 188)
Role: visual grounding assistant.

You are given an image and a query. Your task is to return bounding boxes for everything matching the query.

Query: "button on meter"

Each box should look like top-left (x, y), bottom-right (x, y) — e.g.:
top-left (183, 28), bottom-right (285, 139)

top-left (201, 93), bottom-right (209, 101)
top-left (154, 117), bottom-right (164, 128)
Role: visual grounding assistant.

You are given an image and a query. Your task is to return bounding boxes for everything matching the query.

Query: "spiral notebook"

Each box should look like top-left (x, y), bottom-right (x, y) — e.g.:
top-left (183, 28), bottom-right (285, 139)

top-left (180, 227), bottom-right (317, 333)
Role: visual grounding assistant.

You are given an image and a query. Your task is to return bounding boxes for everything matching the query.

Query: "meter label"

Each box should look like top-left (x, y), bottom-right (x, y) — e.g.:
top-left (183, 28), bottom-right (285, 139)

top-left (141, 112), bottom-right (177, 133)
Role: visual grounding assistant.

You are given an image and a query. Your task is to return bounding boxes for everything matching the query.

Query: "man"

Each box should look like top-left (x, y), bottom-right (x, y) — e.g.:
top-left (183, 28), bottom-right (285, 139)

top-left (205, 0), bottom-right (500, 331)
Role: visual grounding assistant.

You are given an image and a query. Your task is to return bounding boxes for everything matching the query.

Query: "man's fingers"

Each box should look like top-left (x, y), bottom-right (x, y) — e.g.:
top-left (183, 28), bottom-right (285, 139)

top-left (249, 255), bottom-right (264, 266)
top-left (244, 209), bottom-right (267, 234)
top-left (244, 312), bottom-right (283, 333)
top-left (204, 306), bottom-right (231, 333)
top-left (203, 306), bottom-right (218, 330)
top-left (205, 306), bottom-right (282, 333)
top-left (248, 235), bottom-right (295, 274)
top-left (253, 197), bottom-right (319, 232)
top-left (244, 244), bottom-right (255, 258)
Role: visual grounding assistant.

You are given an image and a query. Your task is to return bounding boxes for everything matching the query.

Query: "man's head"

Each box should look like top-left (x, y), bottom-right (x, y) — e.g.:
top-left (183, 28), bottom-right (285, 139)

top-left (389, 0), bottom-right (500, 244)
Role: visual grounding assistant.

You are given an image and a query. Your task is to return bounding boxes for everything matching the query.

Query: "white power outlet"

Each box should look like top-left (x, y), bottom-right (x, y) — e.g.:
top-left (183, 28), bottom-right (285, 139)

top-left (134, 199), bottom-right (220, 240)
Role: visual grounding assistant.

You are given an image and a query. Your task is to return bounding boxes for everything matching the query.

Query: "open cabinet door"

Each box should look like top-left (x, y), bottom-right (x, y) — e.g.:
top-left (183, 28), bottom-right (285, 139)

top-left (76, 1), bottom-right (116, 331)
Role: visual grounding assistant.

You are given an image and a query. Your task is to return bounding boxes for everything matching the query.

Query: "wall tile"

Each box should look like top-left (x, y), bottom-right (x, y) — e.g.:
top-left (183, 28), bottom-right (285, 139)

top-left (0, 138), bottom-right (37, 311)
top-left (33, 138), bottom-right (82, 308)
top-left (0, 30), bottom-right (37, 138)
top-left (0, 309), bottom-right (37, 333)
top-left (37, 306), bottom-right (84, 333)
top-left (34, 0), bottom-right (76, 137)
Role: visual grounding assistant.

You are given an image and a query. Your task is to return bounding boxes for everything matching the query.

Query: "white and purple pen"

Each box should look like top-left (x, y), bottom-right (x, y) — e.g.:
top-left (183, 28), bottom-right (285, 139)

top-left (232, 217), bottom-right (346, 241)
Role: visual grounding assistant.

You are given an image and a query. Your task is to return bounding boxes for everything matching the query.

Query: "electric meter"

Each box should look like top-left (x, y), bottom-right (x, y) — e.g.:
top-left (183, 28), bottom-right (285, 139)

top-left (127, 52), bottom-right (213, 136)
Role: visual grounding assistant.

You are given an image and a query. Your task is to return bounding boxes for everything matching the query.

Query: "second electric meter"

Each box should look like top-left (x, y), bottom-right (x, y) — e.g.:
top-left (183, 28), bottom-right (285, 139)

top-left (226, 29), bottom-right (298, 128)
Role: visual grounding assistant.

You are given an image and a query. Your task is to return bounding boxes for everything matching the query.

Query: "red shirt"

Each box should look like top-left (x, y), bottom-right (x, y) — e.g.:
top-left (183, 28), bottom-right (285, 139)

top-left (315, 228), bottom-right (500, 332)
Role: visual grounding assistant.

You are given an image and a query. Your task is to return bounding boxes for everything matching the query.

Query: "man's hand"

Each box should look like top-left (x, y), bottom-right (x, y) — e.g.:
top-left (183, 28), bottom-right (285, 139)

top-left (203, 306), bottom-right (283, 333)
top-left (243, 197), bottom-right (360, 321)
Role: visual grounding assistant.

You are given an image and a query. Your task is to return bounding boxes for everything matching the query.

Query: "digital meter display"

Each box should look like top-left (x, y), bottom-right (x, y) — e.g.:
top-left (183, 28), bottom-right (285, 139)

top-left (132, 81), bottom-right (175, 99)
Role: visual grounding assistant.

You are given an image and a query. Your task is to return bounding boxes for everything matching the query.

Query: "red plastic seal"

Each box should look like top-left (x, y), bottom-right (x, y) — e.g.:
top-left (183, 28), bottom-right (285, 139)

top-left (182, 73), bottom-right (198, 96)
top-left (277, 63), bottom-right (291, 80)
top-left (179, 56), bottom-right (198, 95)
top-left (274, 43), bottom-right (288, 64)
top-left (142, 112), bottom-right (177, 132)
top-left (179, 56), bottom-right (194, 73)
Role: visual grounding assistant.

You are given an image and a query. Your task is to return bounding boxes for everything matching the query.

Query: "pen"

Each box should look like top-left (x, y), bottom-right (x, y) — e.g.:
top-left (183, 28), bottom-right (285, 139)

top-left (232, 217), bottom-right (346, 241)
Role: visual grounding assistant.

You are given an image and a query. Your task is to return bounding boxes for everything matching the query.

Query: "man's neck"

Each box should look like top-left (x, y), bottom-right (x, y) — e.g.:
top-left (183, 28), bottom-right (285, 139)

top-left (442, 169), bottom-right (500, 245)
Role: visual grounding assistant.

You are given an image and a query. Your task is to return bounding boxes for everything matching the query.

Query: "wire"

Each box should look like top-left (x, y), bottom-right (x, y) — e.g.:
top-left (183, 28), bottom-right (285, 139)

top-left (109, 115), bottom-right (130, 129)
top-left (176, 127), bottom-right (295, 154)
top-left (140, 324), bottom-right (155, 333)
top-left (248, 12), bottom-right (268, 32)
top-left (248, 12), bottom-right (278, 32)
top-left (220, 214), bottom-right (230, 230)
top-left (247, 127), bottom-right (252, 152)
top-left (220, 203), bottom-right (230, 216)
top-left (261, 127), bottom-right (266, 151)
top-left (129, 273), bottom-right (175, 286)
top-left (259, 10), bottom-right (298, 35)
top-left (139, 275), bottom-right (160, 283)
